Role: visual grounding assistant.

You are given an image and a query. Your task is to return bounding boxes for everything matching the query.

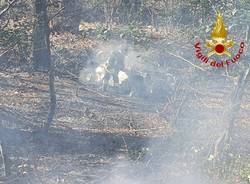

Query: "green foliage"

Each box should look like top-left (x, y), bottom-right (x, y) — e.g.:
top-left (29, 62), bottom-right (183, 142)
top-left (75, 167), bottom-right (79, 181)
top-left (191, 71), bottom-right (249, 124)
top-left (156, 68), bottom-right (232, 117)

top-left (203, 154), bottom-right (250, 183)
top-left (122, 21), bottom-right (149, 45)
top-left (88, 0), bottom-right (100, 7)
top-left (96, 24), bottom-right (112, 41)
top-left (240, 165), bottom-right (250, 183)
top-left (128, 146), bottom-right (151, 160)
top-left (126, 22), bottom-right (143, 39)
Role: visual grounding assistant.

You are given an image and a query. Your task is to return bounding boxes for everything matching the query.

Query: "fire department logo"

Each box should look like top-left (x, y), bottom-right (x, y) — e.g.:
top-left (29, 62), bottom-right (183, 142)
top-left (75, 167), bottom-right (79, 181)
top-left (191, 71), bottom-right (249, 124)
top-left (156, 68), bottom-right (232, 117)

top-left (194, 11), bottom-right (245, 67)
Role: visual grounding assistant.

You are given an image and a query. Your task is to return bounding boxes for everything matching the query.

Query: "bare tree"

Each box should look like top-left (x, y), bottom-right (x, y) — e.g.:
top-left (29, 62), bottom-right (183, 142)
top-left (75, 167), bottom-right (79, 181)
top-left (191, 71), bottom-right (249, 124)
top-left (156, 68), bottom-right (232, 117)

top-left (32, 0), bottom-right (56, 132)
top-left (62, 0), bottom-right (81, 33)
top-left (0, 141), bottom-right (10, 177)
top-left (103, 0), bottom-right (121, 29)
top-left (32, 0), bottom-right (51, 71)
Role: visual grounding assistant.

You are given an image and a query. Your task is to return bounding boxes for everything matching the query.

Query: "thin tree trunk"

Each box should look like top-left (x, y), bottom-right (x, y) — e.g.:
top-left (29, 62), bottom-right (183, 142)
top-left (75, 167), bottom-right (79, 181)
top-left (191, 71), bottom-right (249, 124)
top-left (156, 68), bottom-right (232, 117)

top-left (62, 0), bottom-right (81, 33)
top-left (45, 58), bottom-right (56, 132)
top-left (32, 0), bottom-right (50, 71)
top-left (0, 142), bottom-right (10, 177)
top-left (212, 27), bottom-right (250, 160)
top-left (32, 0), bottom-right (56, 132)
top-left (213, 67), bottom-right (250, 160)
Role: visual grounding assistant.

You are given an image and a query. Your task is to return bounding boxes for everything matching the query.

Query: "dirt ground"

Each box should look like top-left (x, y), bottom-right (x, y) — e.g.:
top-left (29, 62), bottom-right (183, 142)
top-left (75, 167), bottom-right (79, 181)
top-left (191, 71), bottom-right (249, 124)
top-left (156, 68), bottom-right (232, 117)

top-left (0, 42), bottom-right (250, 183)
top-left (0, 70), bottom-right (172, 184)
top-left (0, 67), bottom-right (249, 184)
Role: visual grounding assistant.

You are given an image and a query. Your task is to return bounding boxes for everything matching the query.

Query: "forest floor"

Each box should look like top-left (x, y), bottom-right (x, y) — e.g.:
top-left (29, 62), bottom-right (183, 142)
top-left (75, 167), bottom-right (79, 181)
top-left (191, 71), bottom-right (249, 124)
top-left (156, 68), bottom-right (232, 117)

top-left (0, 28), bottom-right (249, 184)
top-left (0, 69), bottom-right (172, 184)
top-left (0, 67), bottom-right (249, 184)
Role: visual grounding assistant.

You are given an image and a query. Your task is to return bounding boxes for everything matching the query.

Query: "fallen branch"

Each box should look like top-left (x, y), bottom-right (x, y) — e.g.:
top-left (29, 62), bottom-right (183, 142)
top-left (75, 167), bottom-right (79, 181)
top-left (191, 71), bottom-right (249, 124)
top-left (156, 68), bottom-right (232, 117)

top-left (165, 51), bottom-right (206, 71)
top-left (0, 43), bottom-right (18, 58)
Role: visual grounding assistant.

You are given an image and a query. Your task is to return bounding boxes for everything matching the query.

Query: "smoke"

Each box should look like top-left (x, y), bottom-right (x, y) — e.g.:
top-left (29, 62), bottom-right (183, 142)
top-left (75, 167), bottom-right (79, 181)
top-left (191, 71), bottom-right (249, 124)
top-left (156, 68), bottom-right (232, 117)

top-left (79, 40), bottom-right (155, 87)
top-left (79, 40), bottom-right (128, 83)
top-left (100, 161), bottom-right (142, 184)
top-left (83, 39), bottom-right (231, 184)
top-left (99, 149), bottom-right (210, 184)
top-left (97, 128), bottom-right (220, 184)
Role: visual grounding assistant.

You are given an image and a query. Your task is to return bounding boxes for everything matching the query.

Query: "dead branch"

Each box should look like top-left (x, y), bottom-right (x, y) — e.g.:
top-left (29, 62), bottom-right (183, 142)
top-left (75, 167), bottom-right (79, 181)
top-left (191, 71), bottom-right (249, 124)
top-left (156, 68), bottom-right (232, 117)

top-left (173, 93), bottom-right (188, 125)
top-left (48, 7), bottom-right (65, 21)
top-left (121, 136), bottom-right (129, 154)
top-left (0, 43), bottom-right (18, 58)
top-left (0, 142), bottom-right (9, 178)
top-left (0, 0), bottom-right (18, 19)
top-left (165, 51), bottom-right (206, 71)
top-left (245, 25), bottom-right (250, 42)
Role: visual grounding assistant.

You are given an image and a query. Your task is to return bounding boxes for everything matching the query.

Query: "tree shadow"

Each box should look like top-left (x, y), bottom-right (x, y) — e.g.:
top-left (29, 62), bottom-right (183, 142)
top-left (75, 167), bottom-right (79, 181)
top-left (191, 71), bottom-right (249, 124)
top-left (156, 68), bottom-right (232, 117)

top-left (0, 125), bottom-right (151, 159)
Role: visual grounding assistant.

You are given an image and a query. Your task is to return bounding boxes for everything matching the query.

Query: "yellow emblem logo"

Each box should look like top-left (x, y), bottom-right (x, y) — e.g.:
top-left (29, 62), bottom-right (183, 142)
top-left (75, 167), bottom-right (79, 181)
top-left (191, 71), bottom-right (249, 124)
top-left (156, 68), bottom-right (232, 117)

top-left (194, 11), bottom-right (245, 68)
top-left (206, 12), bottom-right (234, 57)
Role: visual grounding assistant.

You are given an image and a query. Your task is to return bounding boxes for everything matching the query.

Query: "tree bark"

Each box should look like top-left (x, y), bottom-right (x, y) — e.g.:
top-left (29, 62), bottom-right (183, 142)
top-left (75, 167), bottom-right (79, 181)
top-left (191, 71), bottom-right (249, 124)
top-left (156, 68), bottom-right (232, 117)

top-left (62, 0), bottom-right (81, 33)
top-left (32, 0), bottom-right (56, 132)
top-left (32, 0), bottom-right (51, 71)
top-left (45, 58), bottom-right (56, 132)
top-left (0, 142), bottom-right (10, 177)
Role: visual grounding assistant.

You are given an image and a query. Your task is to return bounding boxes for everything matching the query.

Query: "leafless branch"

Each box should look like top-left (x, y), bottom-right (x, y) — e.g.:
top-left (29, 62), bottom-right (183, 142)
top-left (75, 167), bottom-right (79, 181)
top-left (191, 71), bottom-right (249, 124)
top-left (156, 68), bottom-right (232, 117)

top-left (165, 50), bottom-right (206, 71)
top-left (0, 0), bottom-right (18, 19)
top-left (0, 43), bottom-right (17, 58)
top-left (0, 142), bottom-right (7, 177)
top-left (245, 25), bottom-right (250, 42)
top-left (48, 7), bottom-right (65, 21)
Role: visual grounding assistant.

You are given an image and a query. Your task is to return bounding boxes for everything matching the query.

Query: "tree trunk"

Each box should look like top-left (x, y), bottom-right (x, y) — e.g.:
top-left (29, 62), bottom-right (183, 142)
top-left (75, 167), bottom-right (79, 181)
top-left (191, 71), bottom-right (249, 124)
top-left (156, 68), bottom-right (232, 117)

top-left (32, 0), bottom-right (50, 71)
top-left (62, 0), bottom-right (81, 33)
top-left (45, 58), bottom-right (56, 132)
top-left (0, 141), bottom-right (10, 177)
top-left (213, 67), bottom-right (250, 160)
top-left (32, 0), bottom-right (56, 132)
